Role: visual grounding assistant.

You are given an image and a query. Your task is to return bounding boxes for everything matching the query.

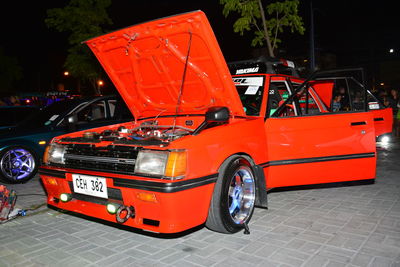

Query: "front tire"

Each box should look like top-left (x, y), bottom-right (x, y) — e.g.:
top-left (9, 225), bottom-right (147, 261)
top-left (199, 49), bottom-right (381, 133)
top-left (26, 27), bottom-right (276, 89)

top-left (0, 146), bottom-right (38, 183)
top-left (206, 156), bottom-right (256, 233)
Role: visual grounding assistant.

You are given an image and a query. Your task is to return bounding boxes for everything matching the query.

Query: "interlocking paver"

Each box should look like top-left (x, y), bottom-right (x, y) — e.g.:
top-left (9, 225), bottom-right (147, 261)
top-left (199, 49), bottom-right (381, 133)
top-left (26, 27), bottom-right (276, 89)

top-left (369, 256), bottom-right (394, 267)
top-left (350, 252), bottom-right (373, 266)
top-left (1, 142), bottom-right (400, 266)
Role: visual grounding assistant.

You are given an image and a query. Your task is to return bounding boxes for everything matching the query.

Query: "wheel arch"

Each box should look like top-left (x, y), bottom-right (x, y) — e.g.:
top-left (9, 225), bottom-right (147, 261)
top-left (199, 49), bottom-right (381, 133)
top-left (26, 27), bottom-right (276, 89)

top-left (216, 153), bottom-right (268, 209)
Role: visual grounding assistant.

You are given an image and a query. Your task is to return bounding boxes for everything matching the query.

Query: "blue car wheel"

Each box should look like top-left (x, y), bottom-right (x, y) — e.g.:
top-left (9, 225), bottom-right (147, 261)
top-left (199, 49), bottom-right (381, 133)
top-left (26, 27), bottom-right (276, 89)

top-left (0, 146), bottom-right (38, 183)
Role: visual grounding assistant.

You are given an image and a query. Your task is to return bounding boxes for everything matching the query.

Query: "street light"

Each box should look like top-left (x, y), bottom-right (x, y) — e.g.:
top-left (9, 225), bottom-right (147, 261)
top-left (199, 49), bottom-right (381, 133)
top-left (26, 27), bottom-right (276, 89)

top-left (63, 71), bottom-right (69, 76)
top-left (96, 80), bottom-right (104, 95)
top-left (389, 48), bottom-right (394, 53)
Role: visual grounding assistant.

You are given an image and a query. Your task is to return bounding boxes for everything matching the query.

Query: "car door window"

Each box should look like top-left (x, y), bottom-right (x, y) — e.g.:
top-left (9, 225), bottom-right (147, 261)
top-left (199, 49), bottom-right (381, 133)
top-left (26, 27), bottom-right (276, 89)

top-left (268, 79), bottom-right (324, 117)
top-left (109, 98), bottom-right (133, 120)
top-left (108, 100), bottom-right (116, 117)
top-left (296, 86), bottom-right (324, 115)
top-left (267, 81), bottom-right (296, 117)
top-left (76, 101), bottom-right (106, 124)
top-left (329, 78), bottom-right (367, 112)
top-left (233, 76), bottom-right (265, 116)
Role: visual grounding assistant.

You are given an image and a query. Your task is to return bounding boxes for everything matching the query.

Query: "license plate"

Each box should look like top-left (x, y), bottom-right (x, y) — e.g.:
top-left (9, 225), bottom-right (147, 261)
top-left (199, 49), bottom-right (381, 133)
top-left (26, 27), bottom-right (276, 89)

top-left (368, 102), bottom-right (379, 110)
top-left (72, 174), bottom-right (108, 199)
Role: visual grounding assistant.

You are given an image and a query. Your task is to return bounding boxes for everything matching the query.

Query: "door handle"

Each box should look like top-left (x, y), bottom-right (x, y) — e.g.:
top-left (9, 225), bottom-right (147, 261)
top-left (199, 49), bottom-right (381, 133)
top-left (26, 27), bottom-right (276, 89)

top-left (374, 117), bottom-right (384, 121)
top-left (351, 121), bottom-right (366, 126)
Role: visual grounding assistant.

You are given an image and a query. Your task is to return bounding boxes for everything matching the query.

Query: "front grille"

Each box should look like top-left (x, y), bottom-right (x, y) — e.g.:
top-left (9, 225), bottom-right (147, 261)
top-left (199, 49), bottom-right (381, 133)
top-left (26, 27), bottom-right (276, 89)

top-left (64, 144), bottom-right (139, 174)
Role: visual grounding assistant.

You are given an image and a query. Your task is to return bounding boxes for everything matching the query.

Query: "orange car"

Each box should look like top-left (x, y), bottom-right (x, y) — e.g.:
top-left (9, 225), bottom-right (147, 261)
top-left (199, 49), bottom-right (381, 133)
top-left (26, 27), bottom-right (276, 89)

top-left (40, 11), bottom-right (376, 234)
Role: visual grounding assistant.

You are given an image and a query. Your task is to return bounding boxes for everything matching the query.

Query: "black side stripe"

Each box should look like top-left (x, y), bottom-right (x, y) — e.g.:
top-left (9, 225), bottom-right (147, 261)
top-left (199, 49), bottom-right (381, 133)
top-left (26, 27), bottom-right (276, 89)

top-left (38, 168), bottom-right (66, 179)
top-left (374, 117), bottom-right (384, 121)
top-left (259, 152), bottom-right (375, 168)
top-left (351, 121), bottom-right (367, 126)
top-left (113, 174), bottom-right (218, 193)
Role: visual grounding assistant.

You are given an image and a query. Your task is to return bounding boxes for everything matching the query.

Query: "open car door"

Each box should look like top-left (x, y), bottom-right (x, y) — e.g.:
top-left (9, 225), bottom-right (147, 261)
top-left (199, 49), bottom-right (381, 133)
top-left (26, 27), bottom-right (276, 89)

top-left (263, 72), bottom-right (376, 188)
top-left (311, 68), bottom-right (393, 140)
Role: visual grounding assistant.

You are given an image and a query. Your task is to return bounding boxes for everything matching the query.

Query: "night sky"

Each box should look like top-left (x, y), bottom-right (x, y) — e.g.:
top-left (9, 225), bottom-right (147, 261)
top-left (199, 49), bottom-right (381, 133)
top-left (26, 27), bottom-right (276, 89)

top-left (0, 0), bottom-right (398, 93)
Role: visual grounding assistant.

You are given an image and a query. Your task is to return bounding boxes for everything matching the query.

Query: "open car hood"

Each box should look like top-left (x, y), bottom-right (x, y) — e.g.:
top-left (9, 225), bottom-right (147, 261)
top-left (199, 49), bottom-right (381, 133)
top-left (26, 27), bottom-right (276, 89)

top-left (85, 11), bottom-right (245, 119)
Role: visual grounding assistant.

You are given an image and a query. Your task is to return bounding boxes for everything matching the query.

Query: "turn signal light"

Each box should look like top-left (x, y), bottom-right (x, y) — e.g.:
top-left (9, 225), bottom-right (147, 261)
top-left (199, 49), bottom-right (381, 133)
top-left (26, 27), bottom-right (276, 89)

top-left (136, 192), bottom-right (157, 203)
top-left (46, 177), bottom-right (58, 185)
top-left (165, 151), bottom-right (187, 178)
top-left (59, 193), bottom-right (72, 203)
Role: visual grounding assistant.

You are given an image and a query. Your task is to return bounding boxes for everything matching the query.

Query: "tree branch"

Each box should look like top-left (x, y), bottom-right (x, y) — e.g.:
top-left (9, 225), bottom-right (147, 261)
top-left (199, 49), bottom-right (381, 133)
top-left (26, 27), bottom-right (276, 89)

top-left (258, 0), bottom-right (274, 57)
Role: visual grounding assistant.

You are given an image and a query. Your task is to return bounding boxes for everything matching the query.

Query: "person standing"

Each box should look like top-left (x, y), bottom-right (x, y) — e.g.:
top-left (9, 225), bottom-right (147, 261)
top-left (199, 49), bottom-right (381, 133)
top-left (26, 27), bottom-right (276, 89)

top-left (338, 87), bottom-right (350, 111)
top-left (388, 89), bottom-right (400, 137)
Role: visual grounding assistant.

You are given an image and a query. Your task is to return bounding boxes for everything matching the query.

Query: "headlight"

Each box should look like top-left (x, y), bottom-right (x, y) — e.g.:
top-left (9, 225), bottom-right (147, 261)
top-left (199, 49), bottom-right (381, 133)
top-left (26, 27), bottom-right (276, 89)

top-left (380, 135), bottom-right (390, 145)
top-left (43, 143), bottom-right (66, 164)
top-left (134, 150), bottom-right (187, 179)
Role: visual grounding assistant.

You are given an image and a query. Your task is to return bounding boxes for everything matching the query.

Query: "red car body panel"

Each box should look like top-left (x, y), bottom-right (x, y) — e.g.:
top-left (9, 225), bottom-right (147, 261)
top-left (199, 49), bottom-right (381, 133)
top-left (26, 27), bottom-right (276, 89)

top-left (310, 81), bottom-right (334, 108)
top-left (40, 11), bottom-right (377, 234)
top-left (370, 107), bottom-right (393, 137)
top-left (85, 11), bottom-right (245, 119)
top-left (265, 113), bottom-right (376, 188)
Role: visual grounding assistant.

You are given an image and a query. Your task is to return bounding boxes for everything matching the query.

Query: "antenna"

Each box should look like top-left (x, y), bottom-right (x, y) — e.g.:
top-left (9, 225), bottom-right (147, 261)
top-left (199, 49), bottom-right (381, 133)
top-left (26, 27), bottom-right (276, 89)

top-left (171, 30), bottom-right (193, 138)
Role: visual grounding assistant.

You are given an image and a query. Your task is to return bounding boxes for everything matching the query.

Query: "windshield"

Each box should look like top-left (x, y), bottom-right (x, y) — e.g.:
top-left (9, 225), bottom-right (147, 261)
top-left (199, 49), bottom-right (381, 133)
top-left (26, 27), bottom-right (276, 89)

top-left (17, 100), bottom-right (77, 129)
top-left (233, 76), bottom-right (265, 116)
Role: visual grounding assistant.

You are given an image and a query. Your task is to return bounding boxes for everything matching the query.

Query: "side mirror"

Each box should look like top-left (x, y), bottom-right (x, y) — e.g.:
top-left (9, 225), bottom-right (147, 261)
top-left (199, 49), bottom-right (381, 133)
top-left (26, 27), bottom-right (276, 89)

top-left (193, 106), bottom-right (230, 135)
top-left (205, 106), bottom-right (230, 123)
top-left (66, 114), bottom-right (77, 132)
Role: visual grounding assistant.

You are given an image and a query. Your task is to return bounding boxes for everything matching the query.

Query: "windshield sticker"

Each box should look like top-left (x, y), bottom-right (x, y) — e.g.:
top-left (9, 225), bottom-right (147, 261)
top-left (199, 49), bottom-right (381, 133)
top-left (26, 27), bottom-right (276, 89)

top-left (235, 67), bottom-right (259, 74)
top-left (233, 77), bottom-right (263, 86)
top-left (49, 115), bottom-right (59, 121)
top-left (245, 86), bottom-right (259, 95)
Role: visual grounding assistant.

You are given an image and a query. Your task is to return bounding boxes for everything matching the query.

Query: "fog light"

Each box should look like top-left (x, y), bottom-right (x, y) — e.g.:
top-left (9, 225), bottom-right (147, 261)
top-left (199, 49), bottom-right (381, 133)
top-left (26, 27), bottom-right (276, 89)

top-left (59, 193), bottom-right (72, 203)
top-left (106, 203), bottom-right (120, 214)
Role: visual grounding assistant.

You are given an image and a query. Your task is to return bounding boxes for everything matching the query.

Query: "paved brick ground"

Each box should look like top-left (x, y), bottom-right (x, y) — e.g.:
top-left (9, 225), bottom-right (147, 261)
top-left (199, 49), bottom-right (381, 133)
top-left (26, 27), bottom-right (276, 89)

top-left (0, 142), bottom-right (399, 266)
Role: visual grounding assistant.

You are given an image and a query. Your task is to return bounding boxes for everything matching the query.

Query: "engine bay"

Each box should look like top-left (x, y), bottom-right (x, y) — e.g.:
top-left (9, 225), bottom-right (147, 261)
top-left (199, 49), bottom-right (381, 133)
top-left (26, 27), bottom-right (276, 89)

top-left (60, 120), bottom-right (194, 146)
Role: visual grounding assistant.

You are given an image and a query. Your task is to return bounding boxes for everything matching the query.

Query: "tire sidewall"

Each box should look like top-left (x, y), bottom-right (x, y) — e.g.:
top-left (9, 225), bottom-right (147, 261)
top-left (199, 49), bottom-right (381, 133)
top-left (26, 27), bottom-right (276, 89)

top-left (218, 157), bottom-right (256, 233)
top-left (0, 146), bottom-right (38, 184)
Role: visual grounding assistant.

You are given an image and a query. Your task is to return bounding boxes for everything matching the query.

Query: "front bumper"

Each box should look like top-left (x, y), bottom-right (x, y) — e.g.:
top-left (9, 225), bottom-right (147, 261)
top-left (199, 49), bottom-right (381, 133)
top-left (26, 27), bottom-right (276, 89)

top-left (39, 167), bottom-right (217, 233)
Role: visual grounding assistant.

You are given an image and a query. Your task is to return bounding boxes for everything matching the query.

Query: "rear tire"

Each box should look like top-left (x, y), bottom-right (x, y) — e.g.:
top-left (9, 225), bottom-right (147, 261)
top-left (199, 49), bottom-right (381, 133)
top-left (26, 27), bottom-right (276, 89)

top-left (206, 156), bottom-right (256, 233)
top-left (0, 146), bottom-right (38, 184)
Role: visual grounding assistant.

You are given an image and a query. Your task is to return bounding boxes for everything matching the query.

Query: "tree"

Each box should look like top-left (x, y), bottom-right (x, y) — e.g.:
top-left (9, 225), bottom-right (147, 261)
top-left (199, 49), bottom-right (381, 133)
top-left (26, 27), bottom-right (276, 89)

top-left (0, 47), bottom-right (22, 92)
top-left (45, 0), bottom-right (112, 94)
top-left (220, 0), bottom-right (305, 57)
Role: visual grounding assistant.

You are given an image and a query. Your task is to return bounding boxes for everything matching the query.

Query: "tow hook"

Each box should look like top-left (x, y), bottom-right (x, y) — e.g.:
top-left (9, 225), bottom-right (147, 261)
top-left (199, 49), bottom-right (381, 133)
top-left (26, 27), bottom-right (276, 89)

top-left (116, 205), bottom-right (135, 224)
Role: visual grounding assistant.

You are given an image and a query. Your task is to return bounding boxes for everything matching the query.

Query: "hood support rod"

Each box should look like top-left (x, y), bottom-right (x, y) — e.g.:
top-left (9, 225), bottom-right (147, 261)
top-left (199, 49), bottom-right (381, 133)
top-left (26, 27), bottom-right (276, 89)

top-left (171, 30), bottom-right (193, 138)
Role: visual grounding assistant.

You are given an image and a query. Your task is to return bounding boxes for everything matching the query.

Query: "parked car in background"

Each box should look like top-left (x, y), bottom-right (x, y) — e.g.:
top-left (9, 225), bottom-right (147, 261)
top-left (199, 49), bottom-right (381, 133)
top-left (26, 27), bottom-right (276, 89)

top-left (0, 95), bottom-right (133, 183)
top-left (0, 106), bottom-right (40, 130)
